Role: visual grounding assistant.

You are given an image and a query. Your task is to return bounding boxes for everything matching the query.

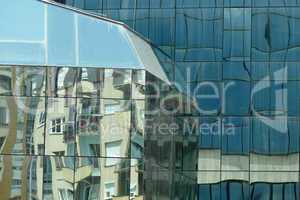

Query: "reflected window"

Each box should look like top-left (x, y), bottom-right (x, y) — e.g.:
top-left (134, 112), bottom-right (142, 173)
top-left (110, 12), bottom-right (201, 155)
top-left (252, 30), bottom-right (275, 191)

top-left (0, 107), bottom-right (8, 126)
top-left (39, 111), bottom-right (46, 125)
top-left (104, 182), bottom-right (115, 200)
top-left (0, 67), bottom-right (12, 95)
top-left (53, 152), bottom-right (65, 170)
top-left (50, 117), bottom-right (65, 134)
top-left (105, 141), bottom-right (122, 166)
top-left (104, 102), bottom-right (121, 114)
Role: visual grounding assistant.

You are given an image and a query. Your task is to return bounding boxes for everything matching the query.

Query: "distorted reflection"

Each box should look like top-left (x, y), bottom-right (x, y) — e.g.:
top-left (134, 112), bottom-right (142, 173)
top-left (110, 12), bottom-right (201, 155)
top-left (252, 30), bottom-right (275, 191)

top-left (0, 65), bottom-right (145, 199)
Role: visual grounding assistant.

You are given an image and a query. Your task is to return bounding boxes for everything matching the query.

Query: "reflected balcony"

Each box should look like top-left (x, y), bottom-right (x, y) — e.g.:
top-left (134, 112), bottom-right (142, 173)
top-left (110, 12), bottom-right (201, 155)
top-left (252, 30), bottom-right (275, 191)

top-left (63, 123), bottom-right (75, 143)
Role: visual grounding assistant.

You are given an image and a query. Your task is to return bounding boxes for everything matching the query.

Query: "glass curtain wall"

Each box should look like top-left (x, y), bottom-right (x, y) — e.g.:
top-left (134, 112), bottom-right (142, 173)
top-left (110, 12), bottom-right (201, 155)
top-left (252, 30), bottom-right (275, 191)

top-left (62, 0), bottom-right (300, 199)
top-left (0, 66), bottom-right (145, 200)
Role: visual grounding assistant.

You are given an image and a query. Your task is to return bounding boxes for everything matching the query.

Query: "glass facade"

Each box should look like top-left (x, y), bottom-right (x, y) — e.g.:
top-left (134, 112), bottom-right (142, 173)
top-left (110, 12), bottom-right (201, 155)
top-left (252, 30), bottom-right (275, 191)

top-left (0, 65), bottom-right (146, 199)
top-left (1, 0), bottom-right (300, 199)
top-left (61, 0), bottom-right (300, 199)
top-left (0, 0), bottom-right (172, 199)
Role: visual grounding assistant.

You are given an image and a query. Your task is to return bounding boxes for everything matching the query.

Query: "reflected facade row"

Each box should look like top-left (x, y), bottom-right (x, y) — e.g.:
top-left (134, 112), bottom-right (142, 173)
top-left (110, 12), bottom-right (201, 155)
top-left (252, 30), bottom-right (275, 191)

top-left (0, 66), bottom-right (145, 199)
top-left (0, 155), bottom-right (143, 200)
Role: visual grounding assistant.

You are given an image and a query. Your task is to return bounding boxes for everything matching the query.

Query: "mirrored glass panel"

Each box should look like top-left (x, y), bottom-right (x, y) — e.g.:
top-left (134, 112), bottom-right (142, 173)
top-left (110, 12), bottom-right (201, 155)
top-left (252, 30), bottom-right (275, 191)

top-left (0, 67), bottom-right (13, 96)
top-left (74, 157), bottom-right (131, 199)
top-left (102, 69), bottom-right (132, 99)
top-left (76, 67), bottom-right (104, 98)
top-left (43, 155), bottom-right (75, 200)
top-left (0, 96), bottom-right (45, 155)
top-left (48, 67), bottom-right (78, 97)
top-left (45, 97), bottom-right (76, 156)
top-left (0, 155), bottom-right (43, 200)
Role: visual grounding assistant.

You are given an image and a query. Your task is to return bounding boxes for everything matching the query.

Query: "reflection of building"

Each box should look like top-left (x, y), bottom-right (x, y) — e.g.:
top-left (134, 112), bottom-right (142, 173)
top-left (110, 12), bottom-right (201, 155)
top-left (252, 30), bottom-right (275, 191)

top-left (0, 0), bottom-right (169, 199)
top-left (58, 0), bottom-right (300, 199)
top-left (2, 0), bottom-right (300, 199)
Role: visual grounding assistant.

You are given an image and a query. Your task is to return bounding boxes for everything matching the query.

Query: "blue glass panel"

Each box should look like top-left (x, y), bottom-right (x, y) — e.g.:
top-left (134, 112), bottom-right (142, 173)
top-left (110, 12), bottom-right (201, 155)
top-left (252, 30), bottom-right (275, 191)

top-left (198, 184), bottom-right (221, 200)
top-left (74, 0), bottom-right (85, 8)
top-left (78, 15), bottom-right (141, 68)
top-left (103, 0), bottom-right (121, 9)
top-left (224, 80), bottom-right (250, 115)
top-left (175, 8), bottom-right (223, 61)
top-left (0, 42), bottom-right (45, 65)
top-left (252, 80), bottom-right (287, 116)
top-left (175, 62), bottom-right (222, 83)
top-left (223, 31), bottom-right (251, 61)
top-left (253, 0), bottom-right (300, 6)
top-left (121, 0), bottom-right (135, 8)
top-left (149, 9), bottom-right (175, 48)
top-left (251, 183), bottom-right (271, 199)
top-left (252, 62), bottom-right (288, 81)
top-left (221, 182), bottom-right (250, 200)
top-left (252, 8), bottom-right (300, 61)
top-left (176, 0), bottom-right (199, 7)
top-left (224, 0), bottom-right (252, 6)
top-left (176, 0), bottom-right (223, 7)
top-left (137, 0), bottom-right (149, 8)
top-left (150, 0), bottom-right (175, 8)
top-left (66, 0), bottom-right (75, 5)
top-left (223, 62), bottom-right (250, 81)
top-left (84, 0), bottom-right (100, 9)
top-left (192, 82), bottom-right (221, 115)
top-left (288, 81), bottom-right (300, 116)
top-left (222, 118), bottom-right (250, 154)
top-left (0, 0), bottom-right (44, 41)
top-left (135, 9), bottom-right (149, 38)
top-left (284, 183), bottom-right (300, 200)
top-left (251, 117), bottom-right (298, 154)
top-left (198, 118), bottom-right (221, 149)
top-left (224, 8), bottom-right (251, 30)
top-left (199, 0), bottom-right (223, 7)
top-left (47, 5), bottom-right (76, 65)
top-left (102, 9), bottom-right (120, 21)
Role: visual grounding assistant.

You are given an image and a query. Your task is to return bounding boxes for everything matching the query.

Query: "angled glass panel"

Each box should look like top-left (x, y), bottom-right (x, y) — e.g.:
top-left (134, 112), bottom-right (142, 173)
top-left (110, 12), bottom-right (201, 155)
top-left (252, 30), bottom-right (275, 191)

top-left (78, 14), bottom-right (141, 68)
top-left (0, 0), bottom-right (152, 69)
